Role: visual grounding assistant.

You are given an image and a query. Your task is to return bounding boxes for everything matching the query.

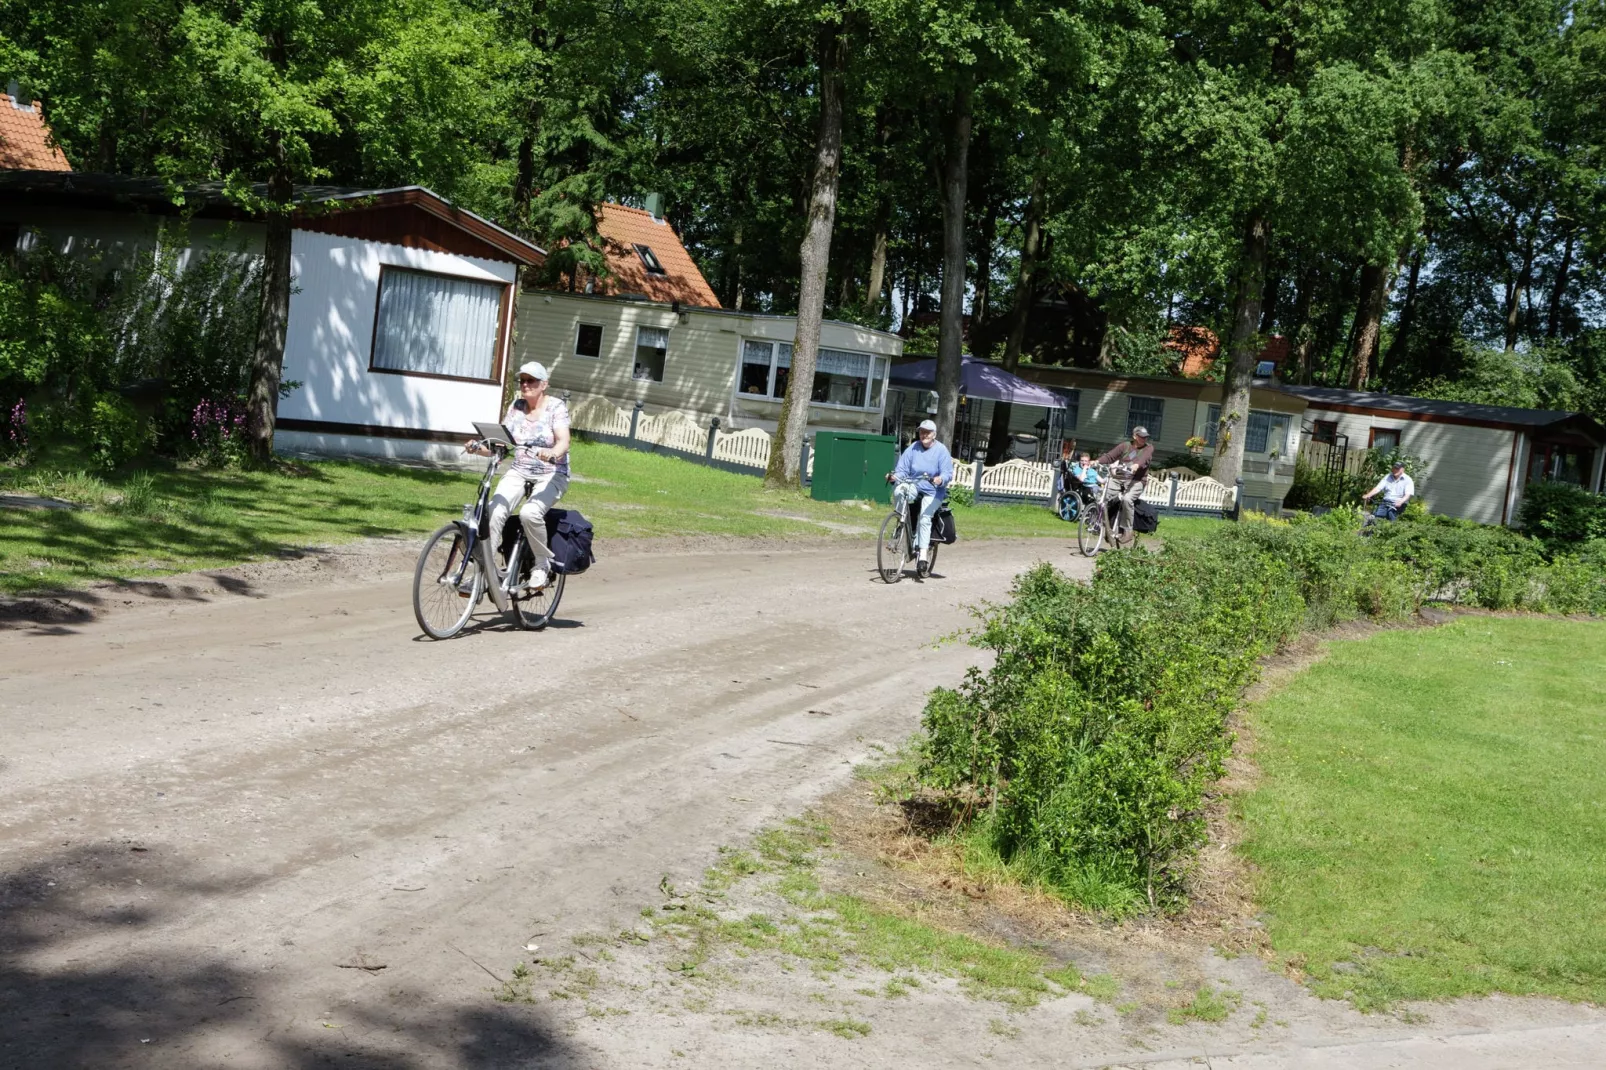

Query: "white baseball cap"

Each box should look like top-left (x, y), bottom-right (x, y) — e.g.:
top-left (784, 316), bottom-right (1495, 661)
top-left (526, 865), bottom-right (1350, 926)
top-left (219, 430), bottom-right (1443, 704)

top-left (517, 361), bottom-right (550, 381)
top-left (917, 419), bottom-right (937, 433)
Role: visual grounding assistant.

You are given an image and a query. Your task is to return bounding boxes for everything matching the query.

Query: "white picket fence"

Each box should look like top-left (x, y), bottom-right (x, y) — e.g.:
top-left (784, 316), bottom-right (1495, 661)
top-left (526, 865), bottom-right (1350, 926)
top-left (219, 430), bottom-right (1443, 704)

top-left (565, 392), bottom-right (1238, 512)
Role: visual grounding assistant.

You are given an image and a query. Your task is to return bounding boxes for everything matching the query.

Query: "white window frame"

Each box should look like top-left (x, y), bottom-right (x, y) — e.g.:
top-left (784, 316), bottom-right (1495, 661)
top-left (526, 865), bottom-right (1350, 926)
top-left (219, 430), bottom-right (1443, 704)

top-left (368, 265), bottom-right (508, 383)
top-left (1126, 395), bottom-right (1164, 440)
top-left (574, 322), bottom-right (604, 359)
top-left (1204, 405), bottom-right (1294, 455)
top-left (733, 338), bottom-right (889, 412)
top-left (633, 324), bottom-right (669, 382)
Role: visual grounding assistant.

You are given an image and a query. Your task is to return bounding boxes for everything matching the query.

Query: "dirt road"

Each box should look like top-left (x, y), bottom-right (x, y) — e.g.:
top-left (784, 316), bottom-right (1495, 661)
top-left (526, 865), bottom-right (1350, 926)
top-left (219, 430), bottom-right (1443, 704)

top-left (2, 536), bottom-right (1601, 1069)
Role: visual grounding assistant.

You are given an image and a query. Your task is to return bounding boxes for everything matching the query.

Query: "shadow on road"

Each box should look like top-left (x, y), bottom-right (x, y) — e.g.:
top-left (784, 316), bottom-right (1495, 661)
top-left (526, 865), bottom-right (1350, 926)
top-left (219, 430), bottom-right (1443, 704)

top-left (0, 844), bottom-right (576, 1069)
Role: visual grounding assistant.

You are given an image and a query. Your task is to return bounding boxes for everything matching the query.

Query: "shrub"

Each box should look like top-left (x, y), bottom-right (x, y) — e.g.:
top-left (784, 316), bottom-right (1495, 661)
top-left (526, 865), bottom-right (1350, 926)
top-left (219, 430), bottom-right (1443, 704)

top-left (918, 540), bottom-right (1303, 912)
top-left (87, 394), bottom-right (155, 470)
top-left (946, 482), bottom-right (975, 508)
top-left (914, 508), bottom-right (1606, 916)
top-left (1517, 481), bottom-right (1606, 547)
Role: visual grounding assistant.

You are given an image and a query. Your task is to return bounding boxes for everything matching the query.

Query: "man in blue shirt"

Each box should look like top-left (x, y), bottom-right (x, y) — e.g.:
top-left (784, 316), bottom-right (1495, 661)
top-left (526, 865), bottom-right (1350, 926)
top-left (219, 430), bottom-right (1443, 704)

top-left (891, 419), bottom-right (954, 577)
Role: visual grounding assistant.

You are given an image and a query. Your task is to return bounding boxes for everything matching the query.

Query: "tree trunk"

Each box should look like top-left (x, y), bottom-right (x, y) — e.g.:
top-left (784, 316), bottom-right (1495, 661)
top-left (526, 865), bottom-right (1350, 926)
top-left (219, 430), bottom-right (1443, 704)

top-left (1384, 242), bottom-right (1422, 369)
top-left (765, 18), bottom-right (846, 488)
top-left (1547, 229), bottom-right (1574, 339)
top-left (1259, 264), bottom-right (1282, 335)
top-left (1346, 262), bottom-right (1389, 390)
top-left (1505, 238), bottom-right (1535, 352)
top-left (984, 169), bottom-right (1044, 464)
top-left (1288, 266), bottom-right (1316, 385)
top-left (934, 72), bottom-right (973, 448)
top-left (1210, 213), bottom-right (1269, 488)
top-left (246, 163), bottom-right (294, 465)
top-left (1097, 316), bottom-right (1116, 370)
top-left (974, 200), bottom-right (997, 325)
top-left (862, 116), bottom-right (892, 318)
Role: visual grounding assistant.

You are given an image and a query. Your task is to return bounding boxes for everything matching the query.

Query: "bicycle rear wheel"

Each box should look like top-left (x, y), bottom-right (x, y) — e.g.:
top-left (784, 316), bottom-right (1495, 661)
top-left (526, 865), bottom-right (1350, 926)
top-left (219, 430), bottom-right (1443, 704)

top-left (512, 571), bottom-right (566, 630)
top-left (924, 540), bottom-right (940, 578)
top-left (877, 512), bottom-right (907, 583)
top-left (414, 523), bottom-right (483, 639)
top-left (1077, 499), bottom-right (1106, 557)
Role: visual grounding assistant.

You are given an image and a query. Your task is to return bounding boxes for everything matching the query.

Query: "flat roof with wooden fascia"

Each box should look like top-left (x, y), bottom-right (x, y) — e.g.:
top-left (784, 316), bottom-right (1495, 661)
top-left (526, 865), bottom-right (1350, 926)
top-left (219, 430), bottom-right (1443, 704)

top-left (529, 289), bottom-right (905, 346)
top-left (1012, 364), bottom-right (1305, 410)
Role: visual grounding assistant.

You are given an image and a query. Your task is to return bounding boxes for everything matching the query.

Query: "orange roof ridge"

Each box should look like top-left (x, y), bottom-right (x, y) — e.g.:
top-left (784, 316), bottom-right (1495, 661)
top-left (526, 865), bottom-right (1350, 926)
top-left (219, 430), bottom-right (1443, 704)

top-left (0, 93), bottom-right (72, 172)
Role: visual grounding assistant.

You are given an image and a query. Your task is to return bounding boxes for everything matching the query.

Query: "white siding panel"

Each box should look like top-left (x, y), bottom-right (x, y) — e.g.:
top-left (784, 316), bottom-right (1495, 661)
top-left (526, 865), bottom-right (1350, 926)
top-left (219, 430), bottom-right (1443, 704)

top-left (279, 230), bottom-right (512, 434)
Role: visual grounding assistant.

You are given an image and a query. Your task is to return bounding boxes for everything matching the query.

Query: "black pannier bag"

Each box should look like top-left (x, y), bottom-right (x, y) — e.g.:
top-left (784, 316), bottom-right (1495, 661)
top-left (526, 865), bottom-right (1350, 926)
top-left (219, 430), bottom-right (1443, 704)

top-left (934, 505), bottom-right (959, 544)
top-left (1133, 499), bottom-right (1160, 534)
top-left (497, 508), bottom-right (597, 576)
top-left (544, 507), bottom-right (596, 574)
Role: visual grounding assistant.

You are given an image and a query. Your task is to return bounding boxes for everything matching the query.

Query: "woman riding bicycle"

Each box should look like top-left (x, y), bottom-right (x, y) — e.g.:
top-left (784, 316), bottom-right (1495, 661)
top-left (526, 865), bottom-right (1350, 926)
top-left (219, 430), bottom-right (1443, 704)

top-left (465, 361), bottom-right (570, 594)
top-left (889, 419), bottom-right (953, 578)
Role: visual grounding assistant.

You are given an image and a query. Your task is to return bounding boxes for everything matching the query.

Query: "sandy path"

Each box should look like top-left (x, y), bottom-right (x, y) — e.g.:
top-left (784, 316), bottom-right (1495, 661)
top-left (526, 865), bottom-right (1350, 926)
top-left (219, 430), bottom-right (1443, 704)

top-left (2, 536), bottom-right (1601, 1069)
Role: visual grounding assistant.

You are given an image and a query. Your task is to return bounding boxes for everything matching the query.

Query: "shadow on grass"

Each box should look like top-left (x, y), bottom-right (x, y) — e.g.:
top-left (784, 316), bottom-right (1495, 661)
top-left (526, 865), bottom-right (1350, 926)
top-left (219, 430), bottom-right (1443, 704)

top-left (0, 843), bottom-right (575, 1069)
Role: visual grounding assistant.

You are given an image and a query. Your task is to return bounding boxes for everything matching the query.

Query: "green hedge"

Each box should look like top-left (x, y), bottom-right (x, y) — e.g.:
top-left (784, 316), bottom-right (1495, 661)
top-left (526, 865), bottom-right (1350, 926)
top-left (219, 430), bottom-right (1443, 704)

top-left (915, 510), bottom-right (1606, 915)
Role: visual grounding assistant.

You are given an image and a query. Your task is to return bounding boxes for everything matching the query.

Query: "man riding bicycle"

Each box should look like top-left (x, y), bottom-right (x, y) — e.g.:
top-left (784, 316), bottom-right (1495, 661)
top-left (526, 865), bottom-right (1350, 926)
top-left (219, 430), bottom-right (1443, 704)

top-left (1097, 426), bottom-right (1154, 547)
top-left (888, 419), bottom-right (954, 578)
top-left (1361, 460), bottom-right (1414, 522)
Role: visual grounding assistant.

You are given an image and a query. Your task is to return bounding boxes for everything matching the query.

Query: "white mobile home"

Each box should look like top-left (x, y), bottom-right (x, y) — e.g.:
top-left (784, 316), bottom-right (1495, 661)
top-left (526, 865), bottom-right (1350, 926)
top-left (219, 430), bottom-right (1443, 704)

top-left (0, 172), bottom-right (545, 464)
top-left (1282, 386), bottom-right (1606, 526)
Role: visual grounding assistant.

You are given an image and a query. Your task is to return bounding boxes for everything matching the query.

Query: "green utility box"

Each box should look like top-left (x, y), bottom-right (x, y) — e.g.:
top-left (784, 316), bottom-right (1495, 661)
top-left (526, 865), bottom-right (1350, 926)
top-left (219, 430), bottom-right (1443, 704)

top-left (810, 431), bottom-right (898, 502)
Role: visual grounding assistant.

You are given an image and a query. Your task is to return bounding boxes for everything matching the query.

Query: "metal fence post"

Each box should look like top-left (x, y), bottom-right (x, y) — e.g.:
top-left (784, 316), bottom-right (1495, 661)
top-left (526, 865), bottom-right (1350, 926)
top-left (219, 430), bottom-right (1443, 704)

top-left (1168, 471), bottom-right (1179, 513)
top-left (706, 416), bottom-right (719, 460)
top-left (1233, 478), bottom-right (1244, 521)
top-left (629, 399), bottom-right (644, 441)
top-left (800, 436), bottom-right (811, 485)
top-left (972, 459), bottom-right (984, 497)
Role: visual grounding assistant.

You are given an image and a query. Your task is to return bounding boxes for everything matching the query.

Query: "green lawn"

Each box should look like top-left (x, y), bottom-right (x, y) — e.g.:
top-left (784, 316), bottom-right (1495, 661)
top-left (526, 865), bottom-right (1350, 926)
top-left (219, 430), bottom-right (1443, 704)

top-left (0, 440), bottom-right (1078, 595)
top-left (1240, 617), bottom-right (1606, 1008)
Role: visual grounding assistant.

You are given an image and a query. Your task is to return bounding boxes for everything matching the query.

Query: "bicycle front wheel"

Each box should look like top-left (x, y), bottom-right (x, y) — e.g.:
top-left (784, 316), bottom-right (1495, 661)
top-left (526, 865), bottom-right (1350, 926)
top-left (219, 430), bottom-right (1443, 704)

top-left (414, 523), bottom-right (483, 639)
top-left (877, 512), bottom-right (907, 584)
top-left (1078, 500), bottom-right (1106, 557)
top-left (512, 571), bottom-right (566, 630)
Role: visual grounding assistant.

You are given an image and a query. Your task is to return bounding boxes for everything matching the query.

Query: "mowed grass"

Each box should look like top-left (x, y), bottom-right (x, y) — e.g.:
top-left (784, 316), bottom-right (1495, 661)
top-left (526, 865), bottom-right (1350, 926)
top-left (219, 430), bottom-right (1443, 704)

top-left (1240, 617), bottom-right (1606, 1008)
top-left (0, 440), bottom-right (1075, 594)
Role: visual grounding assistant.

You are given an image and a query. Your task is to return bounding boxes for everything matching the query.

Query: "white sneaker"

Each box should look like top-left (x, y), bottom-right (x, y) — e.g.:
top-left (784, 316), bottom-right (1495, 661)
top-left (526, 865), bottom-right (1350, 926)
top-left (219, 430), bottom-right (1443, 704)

top-left (526, 567), bottom-right (548, 592)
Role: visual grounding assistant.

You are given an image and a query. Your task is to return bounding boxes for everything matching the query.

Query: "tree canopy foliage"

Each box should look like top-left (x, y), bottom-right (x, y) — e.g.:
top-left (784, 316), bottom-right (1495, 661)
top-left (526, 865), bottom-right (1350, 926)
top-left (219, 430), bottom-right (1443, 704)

top-left (5, 0), bottom-right (1604, 437)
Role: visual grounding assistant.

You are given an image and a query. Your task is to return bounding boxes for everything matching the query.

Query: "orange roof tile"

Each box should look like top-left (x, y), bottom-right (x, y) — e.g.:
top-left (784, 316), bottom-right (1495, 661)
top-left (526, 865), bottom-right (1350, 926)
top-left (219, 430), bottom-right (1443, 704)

top-left (576, 203), bottom-right (719, 308)
top-left (0, 94), bottom-right (71, 172)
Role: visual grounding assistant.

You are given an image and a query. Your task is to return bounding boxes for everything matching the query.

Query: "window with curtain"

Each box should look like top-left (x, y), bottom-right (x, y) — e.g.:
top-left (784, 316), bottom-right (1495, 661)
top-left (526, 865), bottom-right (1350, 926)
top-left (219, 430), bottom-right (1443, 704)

top-left (739, 339), bottom-right (773, 395)
top-left (1206, 405), bottom-right (1293, 454)
top-left (634, 325), bottom-right (669, 382)
top-left (1126, 396), bottom-right (1164, 439)
top-left (812, 348), bottom-right (873, 406)
top-left (371, 267), bottom-right (504, 380)
top-left (738, 340), bottom-right (884, 409)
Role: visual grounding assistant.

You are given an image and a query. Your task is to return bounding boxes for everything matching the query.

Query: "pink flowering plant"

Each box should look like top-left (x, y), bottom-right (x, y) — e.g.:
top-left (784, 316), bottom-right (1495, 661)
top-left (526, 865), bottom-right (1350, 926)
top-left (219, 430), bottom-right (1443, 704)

top-left (186, 397), bottom-right (248, 467)
top-left (1, 398), bottom-right (27, 460)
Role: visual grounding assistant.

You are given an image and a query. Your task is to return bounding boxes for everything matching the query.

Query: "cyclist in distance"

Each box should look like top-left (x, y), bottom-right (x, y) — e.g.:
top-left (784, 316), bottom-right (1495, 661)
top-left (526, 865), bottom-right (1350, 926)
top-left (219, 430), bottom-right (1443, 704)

top-left (1097, 426), bottom-right (1154, 547)
top-left (889, 419), bottom-right (954, 577)
top-left (1361, 459), bottom-right (1414, 522)
top-left (465, 361), bottom-right (570, 593)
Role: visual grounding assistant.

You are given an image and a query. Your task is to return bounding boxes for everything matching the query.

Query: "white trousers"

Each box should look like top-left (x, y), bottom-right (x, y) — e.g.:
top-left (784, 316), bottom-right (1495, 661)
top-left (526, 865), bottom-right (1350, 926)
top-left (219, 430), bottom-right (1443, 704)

top-left (893, 482), bottom-right (942, 552)
top-left (489, 469), bottom-right (568, 568)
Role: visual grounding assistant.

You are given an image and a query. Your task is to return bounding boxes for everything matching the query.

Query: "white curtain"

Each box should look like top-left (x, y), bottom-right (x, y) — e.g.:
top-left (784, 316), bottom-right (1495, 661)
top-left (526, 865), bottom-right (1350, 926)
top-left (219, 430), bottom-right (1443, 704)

top-left (742, 339), bottom-right (772, 368)
top-left (773, 343), bottom-right (795, 368)
top-left (372, 269), bottom-right (503, 379)
top-left (637, 325), bottom-right (670, 350)
top-left (818, 348), bottom-right (872, 377)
